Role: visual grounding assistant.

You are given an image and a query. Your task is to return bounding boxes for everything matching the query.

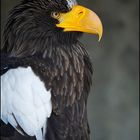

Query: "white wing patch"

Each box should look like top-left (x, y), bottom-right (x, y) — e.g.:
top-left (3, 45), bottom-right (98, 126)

top-left (1, 67), bottom-right (52, 140)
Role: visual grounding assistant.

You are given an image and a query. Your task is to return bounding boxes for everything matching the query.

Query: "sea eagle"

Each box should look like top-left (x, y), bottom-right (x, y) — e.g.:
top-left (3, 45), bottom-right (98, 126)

top-left (0, 0), bottom-right (103, 140)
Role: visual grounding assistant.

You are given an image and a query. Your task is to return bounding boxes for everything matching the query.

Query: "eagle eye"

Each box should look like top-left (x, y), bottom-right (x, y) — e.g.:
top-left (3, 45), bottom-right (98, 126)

top-left (51, 12), bottom-right (60, 19)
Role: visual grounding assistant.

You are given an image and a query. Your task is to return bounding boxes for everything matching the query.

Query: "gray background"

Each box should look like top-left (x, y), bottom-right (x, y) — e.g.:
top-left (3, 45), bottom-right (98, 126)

top-left (1, 0), bottom-right (139, 140)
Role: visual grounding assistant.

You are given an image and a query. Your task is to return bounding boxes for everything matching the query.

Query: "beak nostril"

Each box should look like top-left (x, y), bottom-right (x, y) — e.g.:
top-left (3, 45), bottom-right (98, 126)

top-left (78, 11), bottom-right (84, 17)
top-left (79, 11), bottom-right (83, 14)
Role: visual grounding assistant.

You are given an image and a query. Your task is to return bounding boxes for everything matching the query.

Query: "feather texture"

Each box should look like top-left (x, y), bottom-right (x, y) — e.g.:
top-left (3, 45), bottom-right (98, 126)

top-left (1, 0), bottom-right (93, 139)
top-left (1, 67), bottom-right (52, 140)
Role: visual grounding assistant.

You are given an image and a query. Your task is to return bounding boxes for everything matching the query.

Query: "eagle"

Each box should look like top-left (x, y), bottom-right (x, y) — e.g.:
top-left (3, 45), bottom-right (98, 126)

top-left (0, 0), bottom-right (103, 140)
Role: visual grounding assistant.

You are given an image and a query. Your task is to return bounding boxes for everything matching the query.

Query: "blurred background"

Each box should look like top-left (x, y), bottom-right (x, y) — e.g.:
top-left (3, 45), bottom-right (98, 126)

top-left (1, 0), bottom-right (139, 140)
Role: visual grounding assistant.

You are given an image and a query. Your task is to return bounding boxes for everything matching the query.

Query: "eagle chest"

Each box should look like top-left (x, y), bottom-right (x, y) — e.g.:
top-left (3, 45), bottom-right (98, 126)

top-left (30, 46), bottom-right (91, 114)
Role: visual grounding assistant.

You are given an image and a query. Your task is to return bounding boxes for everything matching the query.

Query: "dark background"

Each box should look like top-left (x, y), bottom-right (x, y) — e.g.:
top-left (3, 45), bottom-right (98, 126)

top-left (1, 0), bottom-right (139, 140)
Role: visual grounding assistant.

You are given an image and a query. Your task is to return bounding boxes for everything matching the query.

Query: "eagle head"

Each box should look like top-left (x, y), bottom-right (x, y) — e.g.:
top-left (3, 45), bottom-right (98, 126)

top-left (3, 0), bottom-right (103, 56)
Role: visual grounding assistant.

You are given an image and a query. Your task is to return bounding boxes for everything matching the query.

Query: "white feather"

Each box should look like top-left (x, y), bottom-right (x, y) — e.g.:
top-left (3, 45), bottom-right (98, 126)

top-left (66, 0), bottom-right (77, 8)
top-left (0, 67), bottom-right (52, 140)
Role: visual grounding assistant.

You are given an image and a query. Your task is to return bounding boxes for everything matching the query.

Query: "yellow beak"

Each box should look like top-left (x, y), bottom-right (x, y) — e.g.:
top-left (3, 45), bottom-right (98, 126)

top-left (56, 5), bottom-right (103, 41)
